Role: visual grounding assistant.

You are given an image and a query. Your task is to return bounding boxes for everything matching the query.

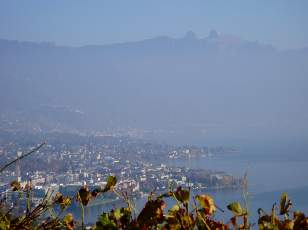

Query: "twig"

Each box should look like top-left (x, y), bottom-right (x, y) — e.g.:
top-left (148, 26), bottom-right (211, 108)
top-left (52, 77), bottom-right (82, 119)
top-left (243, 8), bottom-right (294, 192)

top-left (0, 142), bottom-right (46, 173)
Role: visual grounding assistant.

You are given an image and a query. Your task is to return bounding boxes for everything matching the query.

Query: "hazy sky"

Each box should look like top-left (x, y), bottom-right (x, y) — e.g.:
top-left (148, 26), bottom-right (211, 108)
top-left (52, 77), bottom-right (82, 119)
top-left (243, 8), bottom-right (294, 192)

top-left (0, 0), bottom-right (308, 49)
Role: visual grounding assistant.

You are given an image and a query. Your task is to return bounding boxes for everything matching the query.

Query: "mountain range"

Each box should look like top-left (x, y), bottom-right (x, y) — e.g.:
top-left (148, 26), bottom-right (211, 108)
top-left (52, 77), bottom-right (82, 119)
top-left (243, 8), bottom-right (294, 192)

top-left (1, 31), bottom-right (307, 143)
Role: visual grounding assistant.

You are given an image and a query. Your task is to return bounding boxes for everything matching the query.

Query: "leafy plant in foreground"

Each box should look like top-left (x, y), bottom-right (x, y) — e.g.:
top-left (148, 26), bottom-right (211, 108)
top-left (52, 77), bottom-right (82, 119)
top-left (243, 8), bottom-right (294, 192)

top-left (1, 144), bottom-right (308, 229)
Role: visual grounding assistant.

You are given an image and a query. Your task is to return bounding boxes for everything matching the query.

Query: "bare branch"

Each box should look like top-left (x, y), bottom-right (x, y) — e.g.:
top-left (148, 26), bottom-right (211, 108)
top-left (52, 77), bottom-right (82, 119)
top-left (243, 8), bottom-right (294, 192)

top-left (0, 142), bottom-right (46, 173)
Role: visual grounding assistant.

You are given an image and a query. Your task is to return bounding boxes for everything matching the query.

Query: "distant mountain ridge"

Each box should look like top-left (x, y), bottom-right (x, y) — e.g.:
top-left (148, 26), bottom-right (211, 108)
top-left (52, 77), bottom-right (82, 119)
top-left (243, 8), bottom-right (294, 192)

top-left (0, 30), bottom-right (275, 51)
top-left (0, 31), bottom-right (307, 142)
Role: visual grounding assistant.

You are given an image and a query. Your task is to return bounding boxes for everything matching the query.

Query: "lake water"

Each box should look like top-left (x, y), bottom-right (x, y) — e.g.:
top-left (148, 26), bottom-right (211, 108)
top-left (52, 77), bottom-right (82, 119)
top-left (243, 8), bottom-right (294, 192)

top-left (164, 140), bottom-right (308, 226)
top-left (80, 140), bottom-right (308, 227)
top-left (167, 148), bottom-right (308, 194)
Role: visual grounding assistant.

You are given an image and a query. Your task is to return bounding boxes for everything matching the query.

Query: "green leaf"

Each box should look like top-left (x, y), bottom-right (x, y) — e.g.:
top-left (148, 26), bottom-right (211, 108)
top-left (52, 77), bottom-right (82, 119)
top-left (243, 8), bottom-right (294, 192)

top-left (174, 187), bottom-right (190, 203)
top-left (227, 202), bottom-right (245, 216)
top-left (105, 175), bottom-right (117, 191)
top-left (169, 204), bottom-right (180, 214)
top-left (0, 220), bottom-right (9, 230)
top-left (10, 181), bottom-right (21, 191)
top-left (96, 213), bottom-right (117, 230)
top-left (280, 192), bottom-right (287, 215)
top-left (63, 213), bottom-right (74, 230)
top-left (137, 199), bottom-right (166, 227)
top-left (196, 194), bottom-right (216, 215)
top-left (54, 192), bottom-right (72, 209)
top-left (113, 208), bottom-right (122, 220)
top-left (77, 186), bottom-right (91, 206)
top-left (278, 192), bottom-right (292, 216)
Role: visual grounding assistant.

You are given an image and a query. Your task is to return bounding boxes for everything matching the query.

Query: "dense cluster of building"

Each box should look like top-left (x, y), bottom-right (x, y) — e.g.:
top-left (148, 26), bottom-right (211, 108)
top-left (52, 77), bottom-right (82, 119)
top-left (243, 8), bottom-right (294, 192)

top-left (0, 132), bottom-right (242, 201)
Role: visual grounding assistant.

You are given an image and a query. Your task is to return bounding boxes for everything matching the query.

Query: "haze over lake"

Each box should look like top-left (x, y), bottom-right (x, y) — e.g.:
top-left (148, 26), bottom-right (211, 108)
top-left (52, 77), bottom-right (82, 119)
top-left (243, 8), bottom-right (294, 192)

top-left (1, 1), bottom-right (308, 229)
top-left (1, 31), bottom-right (308, 145)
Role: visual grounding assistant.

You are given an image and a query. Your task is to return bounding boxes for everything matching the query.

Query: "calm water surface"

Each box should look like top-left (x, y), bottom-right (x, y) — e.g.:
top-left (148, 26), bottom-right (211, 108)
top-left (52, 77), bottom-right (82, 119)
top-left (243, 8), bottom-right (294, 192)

top-left (80, 141), bottom-right (308, 226)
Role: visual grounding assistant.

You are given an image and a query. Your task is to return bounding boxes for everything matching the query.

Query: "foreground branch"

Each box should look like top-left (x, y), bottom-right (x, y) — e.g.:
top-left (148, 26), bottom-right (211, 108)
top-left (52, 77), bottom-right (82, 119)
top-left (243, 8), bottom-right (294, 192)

top-left (0, 142), bottom-right (46, 173)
